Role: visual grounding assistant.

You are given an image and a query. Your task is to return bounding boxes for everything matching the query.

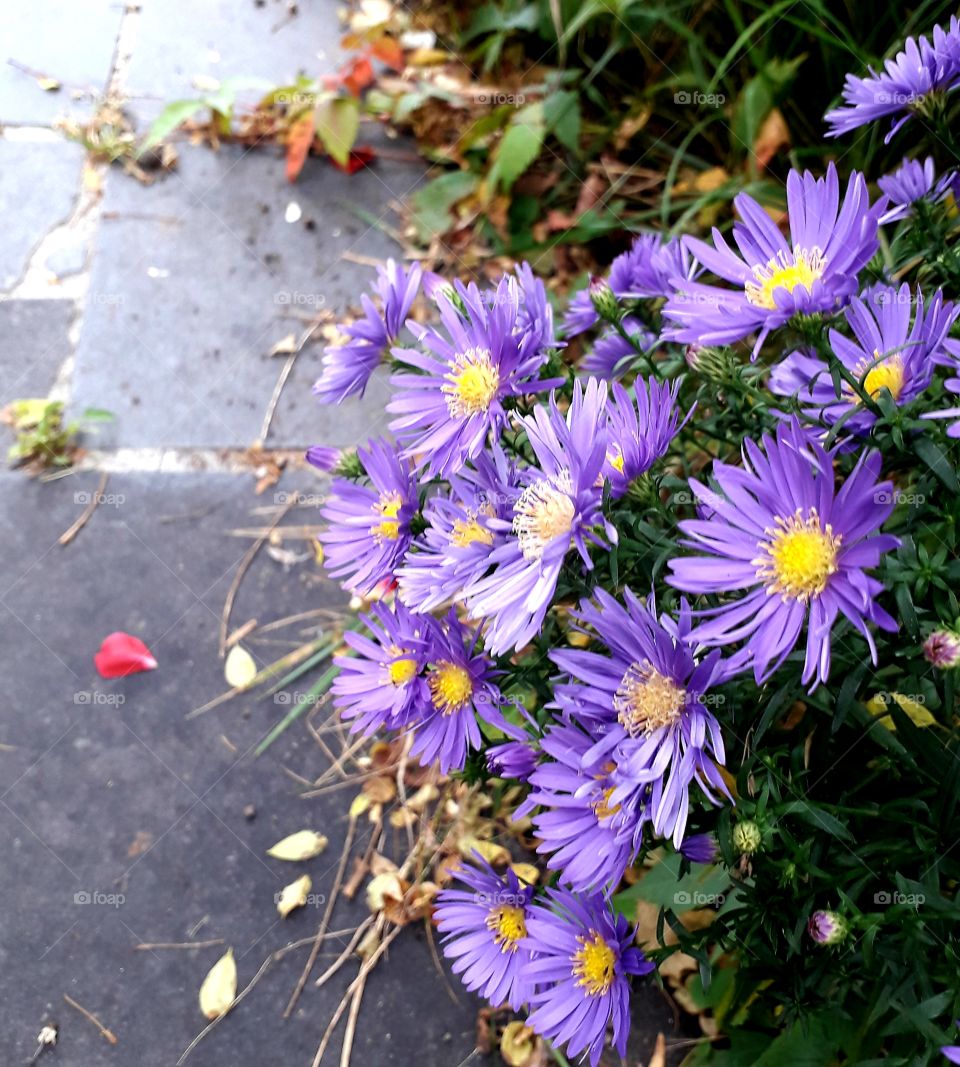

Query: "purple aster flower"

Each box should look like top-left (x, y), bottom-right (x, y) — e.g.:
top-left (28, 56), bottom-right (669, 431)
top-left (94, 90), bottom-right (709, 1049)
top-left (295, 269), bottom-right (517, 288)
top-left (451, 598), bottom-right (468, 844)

top-left (524, 888), bottom-right (654, 1067)
top-left (923, 628), bottom-right (960, 668)
top-left (825, 19), bottom-right (960, 143)
top-left (332, 601), bottom-right (432, 737)
top-left (396, 447), bottom-right (519, 613)
top-left (464, 378), bottom-right (616, 654)
top-left (314, 259), bottom-right (422, 403)
top-left (486, 738), bottom-right (538, 781)
top-left (679, 832), bottom-right (720, 864)
top-left (921, 336), bottom-right (960, 437)
top-left (878, 156), bottom-right (955, 223)
top-left (319, 437), bottom-right (417, 595)
top-left (522, 719), bottom-right (643, 891)
top-left (663, 164), bottom-right (885, 358)
top-left (550, 590), bottom-right (732, 850)
top-left (807, 909), bottom-right (848, 945)
top-left (305, 445), bottom-right (340, 472)
top-left (667, 419), bottom-right (900, 687)
top-left (388, 273), bottom-right (560, 478)
top-left (562, 234), bottom-right (696, 337)
top-left (579, 317), bottom-right (655, 380)
top-left (406, 610), bottom-right (500, 775)
top-left (769, 284), bottom-right (958, 433)
top-left (434, 858), bottom-right (535, 1011)
top-left (603, 378), bottom-right (690, 497)
top-left (943, 1021), bottom-right (960, 1064)
top-left (512, 261), bottom-right (559, 353)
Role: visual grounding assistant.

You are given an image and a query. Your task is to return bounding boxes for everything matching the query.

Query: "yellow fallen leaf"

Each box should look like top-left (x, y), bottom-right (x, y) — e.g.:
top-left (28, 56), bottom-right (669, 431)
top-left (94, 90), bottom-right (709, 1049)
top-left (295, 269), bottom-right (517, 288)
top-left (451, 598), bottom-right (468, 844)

top-left (866, 692), bottom-right (936, 730)
top-left (366, 871), bottom-right (406, 912)
top-left (199, 948), bottom-right (237, 1019)
top-left (457, 835), bottom-right (510, 866)
top-left (277, 874), bottom-right (311, 918)
top-left (350, 793), bottom-right (372, 819)
top-left (266, 830), bottom-right (328, 861)
top-left (501, 1021), bottom-right (539, 1066)
top-left (510, 862), bottom-right (540, 886)
top-left (37, 76), bottom-right (61, 92)
top-left (648, 1033), bottom-right (667, 1067)
top-left (224, 644), bottom-right (257, 689)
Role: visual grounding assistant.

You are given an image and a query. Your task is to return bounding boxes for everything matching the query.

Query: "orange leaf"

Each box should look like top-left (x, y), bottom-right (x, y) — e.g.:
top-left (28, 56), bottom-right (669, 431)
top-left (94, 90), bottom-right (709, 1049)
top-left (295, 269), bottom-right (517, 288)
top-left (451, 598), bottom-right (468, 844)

top-left (343, 56), bottom-right (375, 97)
top-left (370, 36), bottom-right (405, 71)
top-left (285, 113), bottom-right (316, 182)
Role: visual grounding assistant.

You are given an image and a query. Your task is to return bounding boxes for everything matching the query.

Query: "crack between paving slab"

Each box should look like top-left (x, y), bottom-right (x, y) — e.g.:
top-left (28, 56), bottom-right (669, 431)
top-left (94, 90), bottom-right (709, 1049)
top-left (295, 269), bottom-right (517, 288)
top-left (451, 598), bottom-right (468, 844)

top-left (76, 447), bottom-right (313, 474)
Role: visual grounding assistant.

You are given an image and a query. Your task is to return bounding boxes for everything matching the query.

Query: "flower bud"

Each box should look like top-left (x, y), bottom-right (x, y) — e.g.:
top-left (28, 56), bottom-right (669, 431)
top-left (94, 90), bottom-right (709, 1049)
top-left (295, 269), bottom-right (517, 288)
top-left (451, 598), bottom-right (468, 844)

top-left (807, 909), bottom-right (848, 945)
top-left (679, 833), bottom-right (719, 865)
top-left (922, 628), bottom-right (960, 669)
top-left (732, 820), bottom-right (762, 855)
top-left (588, 276), bottom-right (622, 324)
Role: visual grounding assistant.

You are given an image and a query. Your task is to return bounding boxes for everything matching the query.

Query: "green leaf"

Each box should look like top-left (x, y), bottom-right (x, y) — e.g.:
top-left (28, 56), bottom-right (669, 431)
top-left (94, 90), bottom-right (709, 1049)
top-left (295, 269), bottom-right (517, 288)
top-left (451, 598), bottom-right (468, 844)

top-left (140, 99), bottom-right (206, 152)
top-left (489, 102), bottom-right (545, 193)
top-left (613, 852), bottom-right (731, 916)
top-left (80, 408), bottom-right (115, 422)
top-left (543, 90), bottom-right (580, 153)
top-left (409, 170), bottom-right (478, 241)
top-left (914, 436), bottom-right (959, 492)
top-left (314, 95), bottom-right (360, 167)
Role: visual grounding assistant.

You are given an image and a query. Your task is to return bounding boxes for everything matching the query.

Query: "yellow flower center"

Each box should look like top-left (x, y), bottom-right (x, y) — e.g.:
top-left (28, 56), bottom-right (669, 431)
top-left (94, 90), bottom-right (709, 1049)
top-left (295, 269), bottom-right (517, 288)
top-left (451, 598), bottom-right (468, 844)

top-left (613, 661), bottom-right (687, 736)
top-left (850, 352), bottom-right (906, 403)
top-left (513, 470), bottom-right (576, 561)
top-left (486, 905), bottom-right (527, 952)
top-left (754, 508), bottom-right (842, 601)
top-left (442, 347), bottom-right (501, 418)
top-left (428, 661), bottom-right (474, 714)
top-left (744, 247), bottom-right (826, 310)
top-left (592, 785), bottom-right (621, 821)
top-left (607, 446), bottom-right (625, 474)
top-left (450, 513), bottom-right (494, 548)
top-left (370, 491), bottom-right (403, 542)
top-left (572, 931), bottom-right (617, 996)
top-left (385, 651), bottom-right (417, 686)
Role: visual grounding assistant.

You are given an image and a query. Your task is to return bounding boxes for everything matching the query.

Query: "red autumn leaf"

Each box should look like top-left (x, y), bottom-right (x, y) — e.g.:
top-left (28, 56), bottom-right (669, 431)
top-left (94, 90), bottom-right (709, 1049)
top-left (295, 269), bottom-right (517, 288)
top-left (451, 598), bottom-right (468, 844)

top-left (285, 112), bottom-right (316, 183)
top-left (370, 36), bottom-right (405, 71)
top-left (95, 632), bottom-right (158, 678)
top-left (329, 145), bottom-right (377, 174)
top-left (342, 55), bottom-right (375, 97)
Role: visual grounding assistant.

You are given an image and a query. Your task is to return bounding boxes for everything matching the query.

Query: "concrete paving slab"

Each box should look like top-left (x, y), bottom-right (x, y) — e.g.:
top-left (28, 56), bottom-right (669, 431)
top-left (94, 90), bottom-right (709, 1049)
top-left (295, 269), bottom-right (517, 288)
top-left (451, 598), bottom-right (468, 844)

top-left (124, 0), bottom-right (345, 127)
top-left (0, 299), bottom-right (74, 408)
top-left (71, 142), bottom-right (425, 449)
top-left (0, 138), bottom-right (85, 291)
top-left (0, 468), bottom-right (480, 1066)
top-left (0, 0), bottom-right (123, 126)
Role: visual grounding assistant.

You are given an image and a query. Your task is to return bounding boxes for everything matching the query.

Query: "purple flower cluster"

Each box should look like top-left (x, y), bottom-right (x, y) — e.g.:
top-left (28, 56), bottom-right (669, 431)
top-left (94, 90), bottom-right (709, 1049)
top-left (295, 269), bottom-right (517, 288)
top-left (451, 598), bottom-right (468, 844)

top-left (435, 864), bottom-right (653, 1066)
top-left (301, 19), bottom-right (960, 1048)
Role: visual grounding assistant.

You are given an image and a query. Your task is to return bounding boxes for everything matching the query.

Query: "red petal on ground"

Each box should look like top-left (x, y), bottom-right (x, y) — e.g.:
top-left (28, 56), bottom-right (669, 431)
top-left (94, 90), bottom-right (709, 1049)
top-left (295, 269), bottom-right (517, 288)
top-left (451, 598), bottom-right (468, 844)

top-left (330, 145), bottom-right (377, 174)
top-left (94, 632), bottom-right (158, 678)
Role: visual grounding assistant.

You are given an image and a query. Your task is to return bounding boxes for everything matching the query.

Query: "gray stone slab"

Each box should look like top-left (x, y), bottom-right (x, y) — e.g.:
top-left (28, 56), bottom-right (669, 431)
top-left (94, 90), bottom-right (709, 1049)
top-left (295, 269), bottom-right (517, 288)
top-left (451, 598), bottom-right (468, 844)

top-left (0, 299), bottom-right (74, 407)
top-left (0, 0), bottom-right (123, 126)
top-left (0, 138), bottom-right (84, 291)
top-left (0, 469), bottom-right (478, 1066)
top-left (71, 141), bottom-right (426, 448)
top-left (124, 0), bottom-right (345, 128)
